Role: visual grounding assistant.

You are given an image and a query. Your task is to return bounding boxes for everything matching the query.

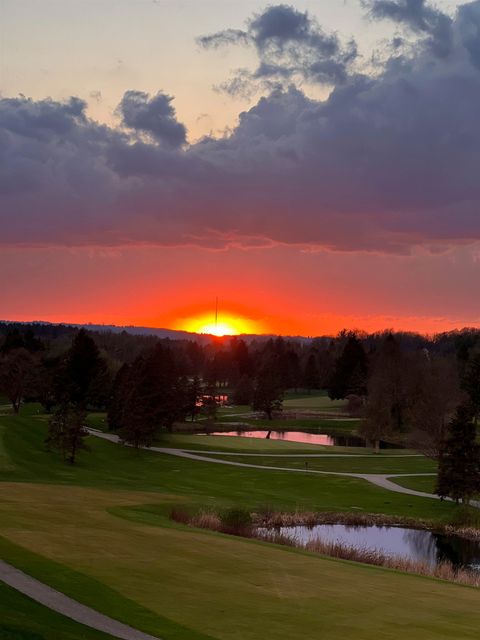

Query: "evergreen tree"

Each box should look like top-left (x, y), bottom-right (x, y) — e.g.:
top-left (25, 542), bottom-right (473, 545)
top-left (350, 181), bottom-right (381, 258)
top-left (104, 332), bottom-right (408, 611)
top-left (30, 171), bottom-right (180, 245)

top-left (462, 352), bottom-right (480, 424)
top-left (232, 374), bottom-right (254, 405)
top-left (115, 344), bottom-right (187, 446)
top-left (62, 329), bottom-right (110, 409)
top-left (45, 402), bottom-right (88, 464)
top-left (436, 405), bottom-right (480, 504)
top-left (107, 363), bottom-right (132, 431)
top-left (328, 334), bottom-right (368, 399)
top-left (303, 353), bottom-right (320, 391)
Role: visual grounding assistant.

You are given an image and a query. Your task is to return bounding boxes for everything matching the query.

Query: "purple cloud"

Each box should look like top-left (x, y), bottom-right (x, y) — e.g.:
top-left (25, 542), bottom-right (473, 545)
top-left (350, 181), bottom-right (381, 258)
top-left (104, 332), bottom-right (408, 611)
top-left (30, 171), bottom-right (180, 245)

top-left (2, 3), bottom-right (480, 254)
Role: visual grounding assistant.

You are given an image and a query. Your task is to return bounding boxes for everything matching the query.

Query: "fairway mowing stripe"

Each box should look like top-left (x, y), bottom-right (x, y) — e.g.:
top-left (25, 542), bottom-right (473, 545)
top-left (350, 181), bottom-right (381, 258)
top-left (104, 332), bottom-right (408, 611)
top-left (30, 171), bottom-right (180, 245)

top-left (0, 560), bottom-right (162, 640)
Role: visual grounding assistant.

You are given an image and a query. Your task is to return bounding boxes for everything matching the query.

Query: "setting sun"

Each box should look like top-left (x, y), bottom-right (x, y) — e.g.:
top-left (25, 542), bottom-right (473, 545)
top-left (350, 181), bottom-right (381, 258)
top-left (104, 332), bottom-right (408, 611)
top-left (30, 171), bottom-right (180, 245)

top-left (178, 310), bottom-right (260, 336)
top-left (197, 321), bottom-right (240, 337)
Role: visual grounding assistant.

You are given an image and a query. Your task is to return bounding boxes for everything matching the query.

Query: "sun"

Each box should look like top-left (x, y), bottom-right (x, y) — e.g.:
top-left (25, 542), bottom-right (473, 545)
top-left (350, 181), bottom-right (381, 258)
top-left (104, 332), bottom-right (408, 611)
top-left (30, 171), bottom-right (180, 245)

top-left (197, 321), bottom-right (240, 337)
top-left (178, 310), bottom-right (259, 336)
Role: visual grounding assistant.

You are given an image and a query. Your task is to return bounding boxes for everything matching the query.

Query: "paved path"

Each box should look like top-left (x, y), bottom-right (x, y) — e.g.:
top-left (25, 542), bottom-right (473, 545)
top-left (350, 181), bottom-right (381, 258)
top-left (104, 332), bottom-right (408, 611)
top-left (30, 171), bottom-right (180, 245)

top-left (87, 429), bottom-right (451, 504)
top-left (0, 560), bottom-right (161, 640)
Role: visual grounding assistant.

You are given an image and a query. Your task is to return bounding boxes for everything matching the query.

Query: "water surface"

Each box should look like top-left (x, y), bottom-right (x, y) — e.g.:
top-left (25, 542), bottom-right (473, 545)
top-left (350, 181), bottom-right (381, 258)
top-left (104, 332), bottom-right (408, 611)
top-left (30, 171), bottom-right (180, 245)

top-left (201, 430), bottom-right (395, 447)
top-left (260, 524), bottom-right (480, 570)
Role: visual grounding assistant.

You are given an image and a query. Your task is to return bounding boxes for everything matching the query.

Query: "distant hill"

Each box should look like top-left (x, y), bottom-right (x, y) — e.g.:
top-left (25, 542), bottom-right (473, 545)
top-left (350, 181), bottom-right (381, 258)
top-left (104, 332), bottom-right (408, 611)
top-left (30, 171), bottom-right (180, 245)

top-left (0, 319), bottom-right (314, 343)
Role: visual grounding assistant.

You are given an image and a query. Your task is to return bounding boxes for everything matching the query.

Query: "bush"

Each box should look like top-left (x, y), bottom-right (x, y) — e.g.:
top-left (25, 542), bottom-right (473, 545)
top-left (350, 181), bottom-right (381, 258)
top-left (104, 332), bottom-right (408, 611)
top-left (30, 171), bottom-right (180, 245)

top-left (220, 508), bottom-right (253, 535)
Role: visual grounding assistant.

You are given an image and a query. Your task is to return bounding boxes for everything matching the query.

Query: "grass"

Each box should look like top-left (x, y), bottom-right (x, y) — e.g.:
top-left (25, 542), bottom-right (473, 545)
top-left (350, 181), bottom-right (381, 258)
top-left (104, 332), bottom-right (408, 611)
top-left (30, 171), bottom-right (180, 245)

top-left (1, 405), bottom-right (480, 639)
top-left (2, 486), bottom-right (480, 640)
top-left (282, 392), bottom-right (347, 411)
top-left (200, 454), bottom-right (437, 475)
top-left (0, 582), bottom-right (118, 640)
top-left (390, 475), bottom-right (437, 493)
top-left (0, 408), bottom-right (448, 518)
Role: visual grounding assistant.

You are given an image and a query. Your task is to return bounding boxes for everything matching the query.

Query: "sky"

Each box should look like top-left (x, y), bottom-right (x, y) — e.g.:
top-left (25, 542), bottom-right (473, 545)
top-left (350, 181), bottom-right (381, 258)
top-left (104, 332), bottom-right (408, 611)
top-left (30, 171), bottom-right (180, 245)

top-left (1, 0), bottom-right (480, 336)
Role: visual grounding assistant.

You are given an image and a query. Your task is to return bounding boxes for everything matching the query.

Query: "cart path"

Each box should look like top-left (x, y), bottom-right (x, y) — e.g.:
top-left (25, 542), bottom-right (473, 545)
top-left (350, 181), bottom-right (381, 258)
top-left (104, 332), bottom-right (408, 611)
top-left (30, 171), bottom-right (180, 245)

top-left (88, 429), bottom-right (462, 504)
top-left (0, 560), bottom-right (162, 640)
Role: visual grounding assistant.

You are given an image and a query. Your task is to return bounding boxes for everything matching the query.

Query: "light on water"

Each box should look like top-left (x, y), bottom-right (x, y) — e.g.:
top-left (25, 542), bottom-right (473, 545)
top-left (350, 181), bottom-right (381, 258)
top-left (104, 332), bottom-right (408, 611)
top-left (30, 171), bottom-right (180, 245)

top-left (260, 524), bottom-right (480, 571)
top-left (200, 430), bottom-right (394, 447)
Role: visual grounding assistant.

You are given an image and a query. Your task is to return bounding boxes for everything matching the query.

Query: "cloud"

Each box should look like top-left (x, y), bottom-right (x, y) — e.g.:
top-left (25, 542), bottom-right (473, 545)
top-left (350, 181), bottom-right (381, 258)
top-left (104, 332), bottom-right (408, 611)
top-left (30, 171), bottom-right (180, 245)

top-left (117, 90), bottom-right (187, 147)
top-left (2, 2), bottom-right (480, 253)
top-left (198, 4), bottom-right (358, 93)
top-left (364, 0), bottom-right (454, 57)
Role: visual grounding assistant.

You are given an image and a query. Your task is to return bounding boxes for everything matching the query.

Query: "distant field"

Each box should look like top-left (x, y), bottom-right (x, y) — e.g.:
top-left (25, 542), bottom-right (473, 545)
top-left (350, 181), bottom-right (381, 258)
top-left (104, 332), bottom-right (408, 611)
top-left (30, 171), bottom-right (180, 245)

top-left (283, 393), bottom-right (347, 411)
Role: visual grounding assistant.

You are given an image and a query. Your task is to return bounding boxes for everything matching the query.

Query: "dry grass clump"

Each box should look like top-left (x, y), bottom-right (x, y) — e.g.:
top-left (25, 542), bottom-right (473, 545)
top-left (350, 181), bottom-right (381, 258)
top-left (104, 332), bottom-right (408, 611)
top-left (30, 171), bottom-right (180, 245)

top-left (303, 538), bottom-right (480, 587)
top-left (190, 512), bottom-right (223, 530)
top-left (253, 510), bottom-right (427, 530)
top-left (443, 525), bottom-right (480, 541)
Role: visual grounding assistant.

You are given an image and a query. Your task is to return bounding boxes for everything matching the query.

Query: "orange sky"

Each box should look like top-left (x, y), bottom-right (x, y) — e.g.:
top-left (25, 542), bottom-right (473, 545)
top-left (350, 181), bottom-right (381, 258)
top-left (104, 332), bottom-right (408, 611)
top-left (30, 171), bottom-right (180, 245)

top-left (2, 245), bottom-right (479, 337)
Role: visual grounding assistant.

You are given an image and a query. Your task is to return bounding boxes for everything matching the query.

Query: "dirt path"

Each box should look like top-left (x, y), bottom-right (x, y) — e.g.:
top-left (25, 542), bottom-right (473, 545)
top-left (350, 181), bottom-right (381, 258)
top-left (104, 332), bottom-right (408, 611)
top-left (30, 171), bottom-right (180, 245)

top-left (0, 560), bottom-right (161, 640)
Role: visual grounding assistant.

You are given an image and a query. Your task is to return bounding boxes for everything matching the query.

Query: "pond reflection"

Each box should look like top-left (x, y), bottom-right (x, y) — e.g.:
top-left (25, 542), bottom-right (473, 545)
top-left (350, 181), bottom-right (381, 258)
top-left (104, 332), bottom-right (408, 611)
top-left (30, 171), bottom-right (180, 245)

top-left (259, 524), bottom-right (480, 570)
top-left (200, 430), bottom-right (396, 448)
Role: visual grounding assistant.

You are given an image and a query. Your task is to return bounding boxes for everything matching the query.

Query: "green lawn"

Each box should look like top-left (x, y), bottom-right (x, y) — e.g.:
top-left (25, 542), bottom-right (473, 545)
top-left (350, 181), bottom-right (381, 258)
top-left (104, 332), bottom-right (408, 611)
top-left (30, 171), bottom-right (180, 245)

top-left (0, 413), bottom-right (447, 517)
top-left (283, 392), bottom-right (347, 411)
top-left (1, 405), bottom-right (479, 640)
top-left (0, 582), bottom-right (116, 640)
top-left (390, 475), bottom-right (437, 493)
top-left (201, 454), bottom-right (437, 475)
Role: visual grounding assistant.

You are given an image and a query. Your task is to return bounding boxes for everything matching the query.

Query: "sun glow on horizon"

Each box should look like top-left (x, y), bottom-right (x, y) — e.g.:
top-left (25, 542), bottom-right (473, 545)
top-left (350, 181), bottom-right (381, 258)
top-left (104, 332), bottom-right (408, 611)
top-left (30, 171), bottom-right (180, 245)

top-left (178, 311), bottom-right (260, 337)
top-left (197, 320), bottom-right (240, 337)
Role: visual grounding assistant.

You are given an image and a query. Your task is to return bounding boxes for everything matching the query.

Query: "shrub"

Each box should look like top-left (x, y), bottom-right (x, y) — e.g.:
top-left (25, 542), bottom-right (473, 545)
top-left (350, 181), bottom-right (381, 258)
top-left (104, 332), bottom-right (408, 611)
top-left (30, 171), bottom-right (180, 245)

top-left (220, 508), bottom-right (253, 535)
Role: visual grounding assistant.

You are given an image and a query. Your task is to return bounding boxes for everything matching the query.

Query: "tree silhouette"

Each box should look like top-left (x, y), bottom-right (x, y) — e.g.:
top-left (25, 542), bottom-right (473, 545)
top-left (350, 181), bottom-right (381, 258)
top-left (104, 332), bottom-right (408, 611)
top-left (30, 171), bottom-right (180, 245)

top-left (436, 405), bottom-right (480, 505)
top-left (328, 333), bottom-right (367, 399)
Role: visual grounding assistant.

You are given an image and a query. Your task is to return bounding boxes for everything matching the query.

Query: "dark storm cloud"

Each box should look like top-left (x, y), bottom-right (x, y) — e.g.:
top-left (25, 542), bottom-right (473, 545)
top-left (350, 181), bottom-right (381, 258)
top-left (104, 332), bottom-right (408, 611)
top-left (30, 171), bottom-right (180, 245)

top-left (198, 4), bottom-right (358, 92)
top-left (117, 90), bottom-right (187, 147)
top-left (2, 2), bottom-right (480, 253)
top-left (364, 0), bottom-right (454, 57)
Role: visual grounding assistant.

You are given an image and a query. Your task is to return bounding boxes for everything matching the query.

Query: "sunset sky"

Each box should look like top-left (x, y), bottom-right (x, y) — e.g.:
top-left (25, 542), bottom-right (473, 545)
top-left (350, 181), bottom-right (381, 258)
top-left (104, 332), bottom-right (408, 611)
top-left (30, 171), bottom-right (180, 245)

top-left (2, 0), bottom-right (480, 336)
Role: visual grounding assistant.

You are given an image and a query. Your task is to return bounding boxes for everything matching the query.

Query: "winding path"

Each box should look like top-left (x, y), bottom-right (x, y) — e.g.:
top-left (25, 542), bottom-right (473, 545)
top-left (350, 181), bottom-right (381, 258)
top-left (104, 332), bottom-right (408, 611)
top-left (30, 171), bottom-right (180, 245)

top-left (0, 560), bottom-right (161, 640)
top-left (87, 429), bottom-right (454, 504)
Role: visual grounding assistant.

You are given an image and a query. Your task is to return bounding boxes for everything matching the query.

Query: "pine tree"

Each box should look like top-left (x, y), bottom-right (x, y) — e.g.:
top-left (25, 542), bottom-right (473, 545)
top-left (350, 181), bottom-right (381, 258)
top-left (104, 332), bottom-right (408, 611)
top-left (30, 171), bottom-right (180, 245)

top-left (62, 329), bottom-right (110, 409)
top-left (436, 405), bottom-right (480, 504)
top-left (232, 374), bottom-right (254, 405)
top-left (462, 352), bottom-right (480, 424)
top-left (328, 334), bottom-right (368, 399)
top-left (303, 353), bottom-right (320, 392)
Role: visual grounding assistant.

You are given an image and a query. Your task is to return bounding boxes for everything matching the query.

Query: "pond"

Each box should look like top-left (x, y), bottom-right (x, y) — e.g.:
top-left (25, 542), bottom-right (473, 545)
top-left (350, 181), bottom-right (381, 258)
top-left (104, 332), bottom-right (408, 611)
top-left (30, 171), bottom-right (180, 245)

top-left (200, 430), bottom-right (397, 448)
top-left (259, 524), bottom-right (480, 571)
